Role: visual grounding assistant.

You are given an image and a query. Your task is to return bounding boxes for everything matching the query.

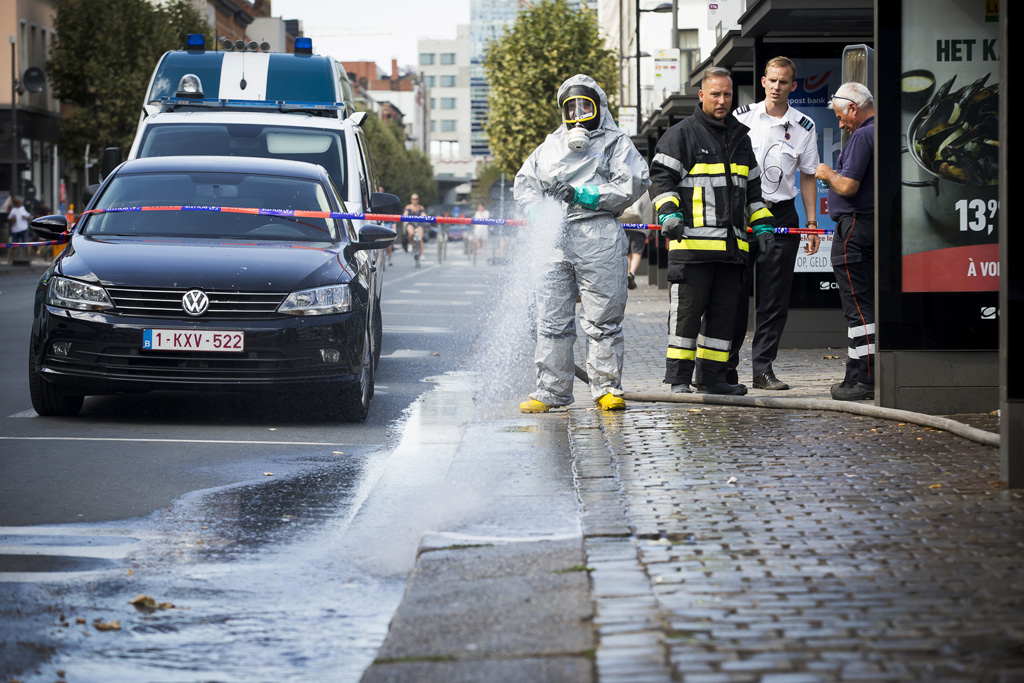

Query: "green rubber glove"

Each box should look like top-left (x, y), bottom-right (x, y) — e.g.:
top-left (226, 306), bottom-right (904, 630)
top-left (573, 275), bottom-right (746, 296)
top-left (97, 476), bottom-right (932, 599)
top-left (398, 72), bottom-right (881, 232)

top-left (574, 186), bottom-right (600, 210)
top-left (753, 224), bottom-right (775, 261)
top-left (659, 212), bottom-right (685, 241)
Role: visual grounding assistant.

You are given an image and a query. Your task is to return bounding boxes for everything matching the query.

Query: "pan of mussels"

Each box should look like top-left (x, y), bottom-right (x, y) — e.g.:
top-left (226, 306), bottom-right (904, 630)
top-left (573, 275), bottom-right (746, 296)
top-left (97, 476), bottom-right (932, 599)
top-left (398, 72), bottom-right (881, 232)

top-left (904, 73), bottom-right (998, 229)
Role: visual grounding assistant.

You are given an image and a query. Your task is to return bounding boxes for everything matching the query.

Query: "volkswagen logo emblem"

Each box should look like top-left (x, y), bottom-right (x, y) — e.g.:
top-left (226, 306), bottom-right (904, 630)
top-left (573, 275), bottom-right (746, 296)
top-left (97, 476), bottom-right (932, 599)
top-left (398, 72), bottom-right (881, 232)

top-left (182, 289), bottom-right (210, 316)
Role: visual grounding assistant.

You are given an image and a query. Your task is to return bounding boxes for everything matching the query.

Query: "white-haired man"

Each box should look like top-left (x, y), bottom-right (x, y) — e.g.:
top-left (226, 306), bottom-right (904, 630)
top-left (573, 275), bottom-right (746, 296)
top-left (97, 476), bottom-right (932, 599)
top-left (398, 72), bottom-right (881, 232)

top-left (814, 82), bottom-right (875, 401)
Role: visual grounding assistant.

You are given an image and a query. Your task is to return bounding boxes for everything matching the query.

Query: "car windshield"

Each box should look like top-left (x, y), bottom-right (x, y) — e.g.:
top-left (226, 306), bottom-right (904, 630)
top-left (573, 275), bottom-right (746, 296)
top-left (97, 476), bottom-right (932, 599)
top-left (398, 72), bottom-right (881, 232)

top-left (81, 171), bottom-right (343, 242)
top-left (137, 123), bottom-right (347, 197)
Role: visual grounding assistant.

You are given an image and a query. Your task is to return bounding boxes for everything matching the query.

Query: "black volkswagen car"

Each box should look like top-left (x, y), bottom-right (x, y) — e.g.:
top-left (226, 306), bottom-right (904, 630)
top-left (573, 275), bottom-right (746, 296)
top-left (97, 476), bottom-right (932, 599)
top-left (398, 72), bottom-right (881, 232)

top-left (29, 156), bottom-right (397, 420)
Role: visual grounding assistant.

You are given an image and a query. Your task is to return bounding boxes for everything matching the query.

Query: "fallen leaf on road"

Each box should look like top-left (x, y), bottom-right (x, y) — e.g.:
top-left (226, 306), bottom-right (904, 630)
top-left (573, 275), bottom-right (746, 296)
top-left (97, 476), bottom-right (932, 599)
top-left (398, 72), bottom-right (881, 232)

top-left (130, 594), bottom-right (175, 611)
top-left (130, 595), bottom-right (156, 609)
top-left (726, 476), bottom-right (738, 485)
top-left (93, 619), bottom-right (120, 631)
top-left (332, 451), bottom-right (344, 455)
top-left (263, 472), bottom-right (274, 476)
top-left (929, 483), bottom-right (942, 489)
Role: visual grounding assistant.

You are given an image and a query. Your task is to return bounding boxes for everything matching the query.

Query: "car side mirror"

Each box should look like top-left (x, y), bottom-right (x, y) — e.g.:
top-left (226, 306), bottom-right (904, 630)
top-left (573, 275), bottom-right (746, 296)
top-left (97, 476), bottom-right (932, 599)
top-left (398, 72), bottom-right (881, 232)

top-left (369, 192), bottom-right (402, 215)
top-left (82, 183), bottom-right (100, 208)
top-left (353, 224), bottom-right (397, 251)
top-left (31, 214), bottom-right (70, 242)
top-left (100, 147), bottom-right (122, 180)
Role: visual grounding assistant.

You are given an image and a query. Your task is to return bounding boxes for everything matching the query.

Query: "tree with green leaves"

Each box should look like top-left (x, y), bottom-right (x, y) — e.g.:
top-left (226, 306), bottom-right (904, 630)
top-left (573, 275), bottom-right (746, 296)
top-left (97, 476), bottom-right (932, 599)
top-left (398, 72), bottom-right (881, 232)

top-left (483, 0), bottom-right (619, 176)
top-left (362, 112), bottom-right (437, 206)
top-left (469, 160), bottom-right (507, 206)
top-left (48, 0), bottom-right (210, 169)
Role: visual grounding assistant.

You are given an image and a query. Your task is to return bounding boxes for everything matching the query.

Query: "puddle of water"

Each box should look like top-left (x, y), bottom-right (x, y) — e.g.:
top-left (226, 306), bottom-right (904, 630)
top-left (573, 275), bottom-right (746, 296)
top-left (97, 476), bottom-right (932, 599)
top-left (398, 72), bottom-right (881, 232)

top-left (2, 452), bottom-right (404, 683)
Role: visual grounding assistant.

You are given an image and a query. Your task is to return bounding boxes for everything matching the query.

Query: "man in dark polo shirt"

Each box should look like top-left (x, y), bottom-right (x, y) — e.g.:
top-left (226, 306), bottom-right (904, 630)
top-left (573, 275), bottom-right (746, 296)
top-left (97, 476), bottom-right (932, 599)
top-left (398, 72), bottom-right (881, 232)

top-left (814, 82), bottom-right (875, 401)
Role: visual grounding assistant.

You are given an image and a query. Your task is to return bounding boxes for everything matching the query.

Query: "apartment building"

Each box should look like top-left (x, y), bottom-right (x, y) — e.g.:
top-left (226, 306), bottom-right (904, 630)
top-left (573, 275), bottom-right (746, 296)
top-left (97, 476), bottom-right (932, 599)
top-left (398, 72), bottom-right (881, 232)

top-left (345, 60), bottom-right (429, 156)
top-left (2, 0), bottom-right (60, 216)
top-left (419, 24), bottom-right (473, 202)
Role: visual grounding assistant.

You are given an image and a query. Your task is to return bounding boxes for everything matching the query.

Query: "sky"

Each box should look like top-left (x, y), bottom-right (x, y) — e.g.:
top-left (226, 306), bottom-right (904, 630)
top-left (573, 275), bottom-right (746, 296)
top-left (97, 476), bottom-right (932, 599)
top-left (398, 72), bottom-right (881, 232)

top-left (269, 0), bottom-right (471, 73)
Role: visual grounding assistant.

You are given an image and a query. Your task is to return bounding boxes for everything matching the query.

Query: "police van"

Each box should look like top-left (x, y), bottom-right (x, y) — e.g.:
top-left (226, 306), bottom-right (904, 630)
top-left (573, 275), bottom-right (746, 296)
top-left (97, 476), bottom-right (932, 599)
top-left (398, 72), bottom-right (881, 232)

top-left (123, 35), bottom-right (393, 220)
top-left (100, 35), bottom-right (400, 363)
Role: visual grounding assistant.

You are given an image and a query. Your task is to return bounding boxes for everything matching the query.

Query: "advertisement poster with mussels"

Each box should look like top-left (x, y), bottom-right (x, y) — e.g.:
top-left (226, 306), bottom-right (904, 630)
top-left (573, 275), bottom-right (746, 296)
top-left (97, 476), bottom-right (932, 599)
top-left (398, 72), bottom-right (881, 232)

top-left (900, 0), bottom-right (999, 292)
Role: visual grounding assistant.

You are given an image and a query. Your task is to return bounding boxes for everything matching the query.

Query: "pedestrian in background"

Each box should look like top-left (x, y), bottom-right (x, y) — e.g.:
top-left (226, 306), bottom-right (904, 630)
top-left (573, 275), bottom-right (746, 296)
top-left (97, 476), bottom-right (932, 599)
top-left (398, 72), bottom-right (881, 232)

top-left (650, 67), bottom-right (775, 396)
top-left (6, 196), bottom-right (32, 265)
top-left (472, 202), bottom-right (489, 262)
top-left (730, 56), bottom-right (821, 391)
top-left (815, 82), bottom-right (876, 402)
top-left (515, 74), bottom-right (649, 413)
top-left (618, 191), bottom-right (653, 290)
top-left (404, 193), bottom-right (426, 266)
top-left (7, 196), bottom-right (31, 241)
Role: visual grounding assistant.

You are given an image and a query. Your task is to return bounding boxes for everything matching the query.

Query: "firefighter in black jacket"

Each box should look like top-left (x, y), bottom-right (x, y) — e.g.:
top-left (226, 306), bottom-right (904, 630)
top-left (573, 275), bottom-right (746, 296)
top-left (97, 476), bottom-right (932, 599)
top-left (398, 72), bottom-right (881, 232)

top-left (650, 67), bottom-right (776, 395)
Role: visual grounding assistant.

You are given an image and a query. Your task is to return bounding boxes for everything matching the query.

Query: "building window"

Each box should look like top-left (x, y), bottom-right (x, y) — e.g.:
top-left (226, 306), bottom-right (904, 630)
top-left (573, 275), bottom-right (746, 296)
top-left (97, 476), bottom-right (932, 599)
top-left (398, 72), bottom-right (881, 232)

top-left (430, 140), bottom-right (461, 160)
top-left (431, 120), bottom-right (437, 132)
top-left (440, 97), bottom-right (456, 109)
top-left (441, 120), bottom-right (457, 132)
top-left (419, 53), bottom-right (435, 66)
top-left (440, 75), bottom-right (456, 87)
top-left (423, 75), bottom-right (436, 88)
top-left (440, 52), bottom-right (456, 65)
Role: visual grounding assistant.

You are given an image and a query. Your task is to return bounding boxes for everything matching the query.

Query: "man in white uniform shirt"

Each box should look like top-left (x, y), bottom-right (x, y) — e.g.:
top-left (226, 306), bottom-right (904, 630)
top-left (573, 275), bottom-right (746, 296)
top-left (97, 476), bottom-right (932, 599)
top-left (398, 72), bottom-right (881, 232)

top-left (728, 56), bottom-right (820, 391)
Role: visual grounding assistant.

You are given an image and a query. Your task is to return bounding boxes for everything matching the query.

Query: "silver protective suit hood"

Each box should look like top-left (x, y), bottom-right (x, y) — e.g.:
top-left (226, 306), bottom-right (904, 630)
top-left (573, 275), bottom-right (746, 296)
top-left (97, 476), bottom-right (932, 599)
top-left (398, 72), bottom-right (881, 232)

top-left (513, 74), bottom-right (650, 225)
top-left (556, 74), bottom-right (618, 135)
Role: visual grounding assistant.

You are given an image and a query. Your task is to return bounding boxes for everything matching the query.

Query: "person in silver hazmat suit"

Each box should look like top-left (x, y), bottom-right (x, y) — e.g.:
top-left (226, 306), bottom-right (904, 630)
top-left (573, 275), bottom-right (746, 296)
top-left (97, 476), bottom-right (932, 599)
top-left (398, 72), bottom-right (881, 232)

top-left (514, 74), bottom-right (651, 413)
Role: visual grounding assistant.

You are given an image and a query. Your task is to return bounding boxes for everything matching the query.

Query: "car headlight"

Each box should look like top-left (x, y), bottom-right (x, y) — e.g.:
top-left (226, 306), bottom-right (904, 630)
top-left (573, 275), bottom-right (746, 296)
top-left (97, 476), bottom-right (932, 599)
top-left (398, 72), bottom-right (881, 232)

top-left (46, 276), bottom-right (114, 311)
top-left (278, 284), bottom-right (352, 316)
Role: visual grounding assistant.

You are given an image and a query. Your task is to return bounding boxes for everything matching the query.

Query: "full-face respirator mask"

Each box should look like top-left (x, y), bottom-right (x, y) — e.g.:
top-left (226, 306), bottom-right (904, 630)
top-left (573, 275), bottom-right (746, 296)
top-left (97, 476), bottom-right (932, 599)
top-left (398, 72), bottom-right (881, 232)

top-left (559, 85), bottom-right (600, 153)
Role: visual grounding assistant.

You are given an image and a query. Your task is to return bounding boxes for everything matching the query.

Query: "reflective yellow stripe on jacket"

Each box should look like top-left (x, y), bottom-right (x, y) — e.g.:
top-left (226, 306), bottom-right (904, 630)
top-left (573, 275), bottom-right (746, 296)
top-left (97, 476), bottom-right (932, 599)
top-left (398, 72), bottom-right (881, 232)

top-left (668, 239), bottom-right (749, 252)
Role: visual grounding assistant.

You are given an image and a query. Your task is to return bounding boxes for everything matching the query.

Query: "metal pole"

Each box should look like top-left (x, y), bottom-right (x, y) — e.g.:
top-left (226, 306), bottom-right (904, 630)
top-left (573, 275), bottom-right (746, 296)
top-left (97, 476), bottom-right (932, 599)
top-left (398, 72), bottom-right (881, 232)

top-left (10, 36), bottom-right (17, 201)
top-left (618, 0), bottom-right (624, 114)
top-left (635, 1), bottom-right (641, 129)
top-left (671, 0), bottom-right (678, 50)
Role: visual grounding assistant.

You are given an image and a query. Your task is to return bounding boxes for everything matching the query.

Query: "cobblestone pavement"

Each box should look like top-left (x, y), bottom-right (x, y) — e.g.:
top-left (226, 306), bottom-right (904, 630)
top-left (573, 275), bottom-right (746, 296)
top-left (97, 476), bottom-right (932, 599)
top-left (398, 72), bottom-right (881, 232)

top-left (568, 282), bottom-right (1022, 683)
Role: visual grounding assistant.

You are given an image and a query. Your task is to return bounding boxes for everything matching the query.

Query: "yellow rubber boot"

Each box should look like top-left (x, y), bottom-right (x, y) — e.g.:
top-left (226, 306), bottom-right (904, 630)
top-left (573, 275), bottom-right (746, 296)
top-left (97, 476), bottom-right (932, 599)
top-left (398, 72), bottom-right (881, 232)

top-left (519, 398), bottom-right (551, 413)
top-left (597, 394), bottom-right (626, 411)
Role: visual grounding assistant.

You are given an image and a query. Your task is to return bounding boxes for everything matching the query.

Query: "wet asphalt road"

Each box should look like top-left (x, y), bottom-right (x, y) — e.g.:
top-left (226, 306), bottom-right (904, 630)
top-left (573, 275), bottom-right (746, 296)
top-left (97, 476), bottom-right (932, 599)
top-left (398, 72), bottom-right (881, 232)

top-left (0, 240), bottom-right (512, 681)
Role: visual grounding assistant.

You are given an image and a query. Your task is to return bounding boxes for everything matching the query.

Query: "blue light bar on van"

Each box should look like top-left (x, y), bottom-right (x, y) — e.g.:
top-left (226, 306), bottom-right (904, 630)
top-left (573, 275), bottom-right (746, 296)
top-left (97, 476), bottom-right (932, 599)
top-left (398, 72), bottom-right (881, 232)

top-left (294, 37), bottom-right (313, 54)
top-left (186, 34), bottom-right (205, 50)
top-left (160, 97), bottom-right (346, 113)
